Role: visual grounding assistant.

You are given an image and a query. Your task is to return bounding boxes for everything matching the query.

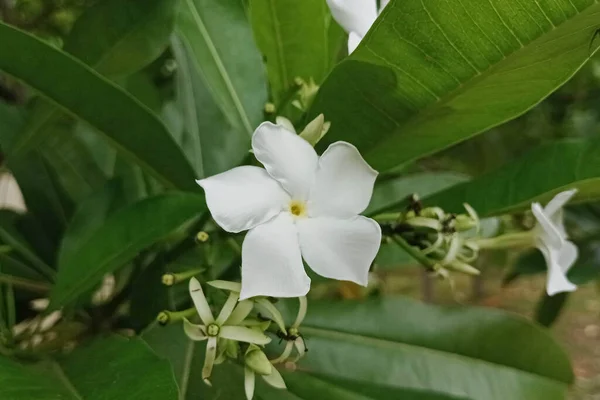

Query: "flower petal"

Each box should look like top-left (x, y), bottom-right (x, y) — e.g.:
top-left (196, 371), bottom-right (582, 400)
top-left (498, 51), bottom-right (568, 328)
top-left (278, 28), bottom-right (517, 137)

top-left (220, 326), bottom-right (271, 345)
top-left (532, 203), bottom-right (563, 248)
top-left (544, 189), bottom-right (578, 217)
top-left (244, 367), bottom-right (255, 400)
top-left (262, 367), bottom-right (287, 389)
top-left (326, 0), bottom-right (378, 37)
top-left (309, 142), bottom-right (378, 218)
top-left (240, 213), bottom-right (310, 300)
top-left (216, 292), bottom-right (239, 325)
top-left (538, 242), bottom-right (578, 296)
top-left (202, 336), bottom-right (218, 381)
top-left (226, 300), bottom-right (254, 326)
top-left (297, 216), bottom-right (381, 286)
top-left (183, 319), bottom-right (208, 341)
top-left (252, 122), bottom-right (318, 200)
top-left (348, 31), bottom-right (362, 54)
top-left (189, 278), bottom-right (214, 325)
top-left (197, 166), bottom-right (289, 233)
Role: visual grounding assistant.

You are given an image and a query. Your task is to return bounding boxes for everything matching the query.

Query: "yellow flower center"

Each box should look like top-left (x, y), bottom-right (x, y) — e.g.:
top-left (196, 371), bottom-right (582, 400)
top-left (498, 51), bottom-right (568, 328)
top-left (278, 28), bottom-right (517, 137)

top-left (289, 200), bottom-right (307, 218)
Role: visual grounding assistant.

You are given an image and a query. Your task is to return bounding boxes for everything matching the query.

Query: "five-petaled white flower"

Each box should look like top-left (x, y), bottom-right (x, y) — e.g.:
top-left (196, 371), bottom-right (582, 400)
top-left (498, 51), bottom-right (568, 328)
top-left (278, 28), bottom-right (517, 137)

top-left (197, 122), bottom-right (381, 300)
top-left (531, 190), bottom-right (578, 296)
top-left (326, 0), bottom-right (389, 53)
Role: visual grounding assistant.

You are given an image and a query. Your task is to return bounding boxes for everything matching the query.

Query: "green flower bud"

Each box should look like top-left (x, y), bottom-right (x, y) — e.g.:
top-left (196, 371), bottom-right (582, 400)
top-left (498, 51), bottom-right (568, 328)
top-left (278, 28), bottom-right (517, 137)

top-left (245, 347), bottom-right (273, 376)
top-left (454, 214), bottom-right (478, 232)
top-left (299, 114), bottom-right (330, 146)
top-left (264, 103), bottom-right (276, 114)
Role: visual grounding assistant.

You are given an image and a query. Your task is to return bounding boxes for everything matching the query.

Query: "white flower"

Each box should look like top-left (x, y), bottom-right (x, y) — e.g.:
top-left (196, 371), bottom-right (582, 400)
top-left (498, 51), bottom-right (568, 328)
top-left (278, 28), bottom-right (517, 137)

top-left (184, 278), bottom-right (271, 383)
top-left (197, 122), bottom-right (381, 300)
top-left (326, 0), bottom-right (389, 53)
top-left (531, 190), bottom-right (579, 296)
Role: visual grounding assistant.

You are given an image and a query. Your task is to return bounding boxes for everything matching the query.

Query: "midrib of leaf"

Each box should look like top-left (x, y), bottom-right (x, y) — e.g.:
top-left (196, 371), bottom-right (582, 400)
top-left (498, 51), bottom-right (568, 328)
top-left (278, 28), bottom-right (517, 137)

top-left (172, 33), bottom-right (205, 177)
top-left (267, 0), bottom-right (288, 96)
top-left (301, 326), bottom-right (568, 385)
top-left (50, 361), bottom-right (84, 400)
top-left (185, 0), bottom-right (253, 135)
top-left (179, 339), bottom-right (195, 400)
top-left (365, 1), bottom-right (600, 160)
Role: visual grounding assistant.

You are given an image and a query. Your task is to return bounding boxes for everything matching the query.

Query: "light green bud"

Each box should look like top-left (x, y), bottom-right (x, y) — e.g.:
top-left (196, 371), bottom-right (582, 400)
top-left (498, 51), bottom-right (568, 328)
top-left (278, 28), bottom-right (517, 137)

top-left (454, 214), bottom-right (478, 232)
top-left (299, 114), bottom-right (330, 146)
top-left (245, 347), bottom-right (273, 376)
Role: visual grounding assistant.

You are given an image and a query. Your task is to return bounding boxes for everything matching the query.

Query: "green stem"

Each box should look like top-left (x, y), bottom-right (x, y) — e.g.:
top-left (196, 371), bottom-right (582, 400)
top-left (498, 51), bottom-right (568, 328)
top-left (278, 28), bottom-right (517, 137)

top-left (373, 213), bottom-right (402, 223)
top-left (471, 231), bottom-right (535, 250)
top-left (390, 235), bottom-right (435, 269)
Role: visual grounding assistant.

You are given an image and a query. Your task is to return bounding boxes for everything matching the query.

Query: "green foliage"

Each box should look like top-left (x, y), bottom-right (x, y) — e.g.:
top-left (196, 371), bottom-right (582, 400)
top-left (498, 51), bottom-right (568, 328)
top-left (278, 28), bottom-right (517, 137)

top-left (0, 336), bottom-right (178, 399)
top-left (311, 0), bottom-right (600, 171)
top-left (1, 0), bottom-right (600, 398)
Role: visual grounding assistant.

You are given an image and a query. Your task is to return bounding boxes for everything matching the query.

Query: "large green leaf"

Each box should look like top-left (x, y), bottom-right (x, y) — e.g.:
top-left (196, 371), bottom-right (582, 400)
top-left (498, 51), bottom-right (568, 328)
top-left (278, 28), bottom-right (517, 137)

top-left (169, 34), bottom-right (250, 177)
top-left (311, 0), bottom-right (600, 171)
top-left (49, 193), bottom-right (206, 309)
top-left (65, 0), bottom-right (178, 77)
top-left (426, 138), bottom-right (600, 216)
top-left (177, 0), bottom-right (267, 135)
top-left (0, 22), bottom-right (197, 191)
top-left (146, 297), bottom-right (573, 399)
top-left (0, 336), bottom-right (178, 399)
top-left (249, 0), bottom-right (336, 103)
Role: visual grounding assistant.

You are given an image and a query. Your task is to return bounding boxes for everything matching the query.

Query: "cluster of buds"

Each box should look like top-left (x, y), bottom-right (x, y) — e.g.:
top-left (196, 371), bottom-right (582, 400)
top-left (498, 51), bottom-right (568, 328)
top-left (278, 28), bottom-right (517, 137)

top-left (158, 277), bottom-right (308, 400)
top-left (379, 195), bottom-right (482, 279)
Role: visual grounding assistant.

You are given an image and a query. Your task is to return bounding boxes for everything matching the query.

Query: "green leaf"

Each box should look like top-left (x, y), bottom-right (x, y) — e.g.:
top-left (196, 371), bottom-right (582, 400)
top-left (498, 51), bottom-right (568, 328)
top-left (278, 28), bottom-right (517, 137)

top-left (426, 138), bottom-right (600, 216)
top-left (50, 193), bottom-right (206, 309)
top-left (58, 180), bottom-right (124, 268)
top-left (0, 22), bottom-right (197, 191)
top-left (0, 336), bottom-right (178, 399)
top-left (177, 0), bottom-right (267, 134)
top-left (249, 0), bottom-right (335, 103)
top-left (169, 34), bottom-right (250, 177)
top-left (65, 0), bottom-right (178, 77)
top-left (146, 298), bottom-right (573, 399)
top-left (293, 298), bottom-right (573, 399)
top-left (366, 172), bottom-right (469, 216)
top-left (311, 0), bottom-right (600, 171)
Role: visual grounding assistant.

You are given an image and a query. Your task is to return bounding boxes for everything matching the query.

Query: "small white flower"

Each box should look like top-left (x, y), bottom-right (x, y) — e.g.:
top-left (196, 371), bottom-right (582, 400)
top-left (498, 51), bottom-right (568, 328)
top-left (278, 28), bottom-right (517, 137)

top-left (197, 122), bottom-right (381, 300)
top-left (326, 0), bottom-right (389, 53)
top-left (531, 190), bottom-right (579, 296)
top-left (184, 278), bottom-right (271, 383)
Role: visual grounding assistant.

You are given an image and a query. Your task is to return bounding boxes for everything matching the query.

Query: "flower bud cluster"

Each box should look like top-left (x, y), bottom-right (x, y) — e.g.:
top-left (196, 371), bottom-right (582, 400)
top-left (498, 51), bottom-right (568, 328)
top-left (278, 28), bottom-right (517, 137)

top-left (380, 195), bottom-right (482, 278)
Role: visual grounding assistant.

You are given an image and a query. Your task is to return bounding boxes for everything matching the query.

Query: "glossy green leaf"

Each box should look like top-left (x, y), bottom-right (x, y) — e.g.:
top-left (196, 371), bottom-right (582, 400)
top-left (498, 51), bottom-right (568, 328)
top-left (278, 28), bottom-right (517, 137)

top-left (177, 0), bottom-right (267, 134)
top-left (311, 0), bottom-right (600, 171)
top-left (366, 172), bottom-right (469, 216)
top-left (169, 34), bottom-right (250, 177)
top-left (146, 297), bottom-right (573, 399)
top-left (249, 0), bottom-right (336, 104)
top-left (426, 138), bottom-right (600, 216)
top-left (50, 193), bottom-right (206, 309)
top-left (0, 336), bottom-right (178, 399)
top-left (0, 22), bottom-right (197, 191)
top-left (65, 0), bottom-right (178, 77)
top-left (294, 298), bottom-right (573, 400)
